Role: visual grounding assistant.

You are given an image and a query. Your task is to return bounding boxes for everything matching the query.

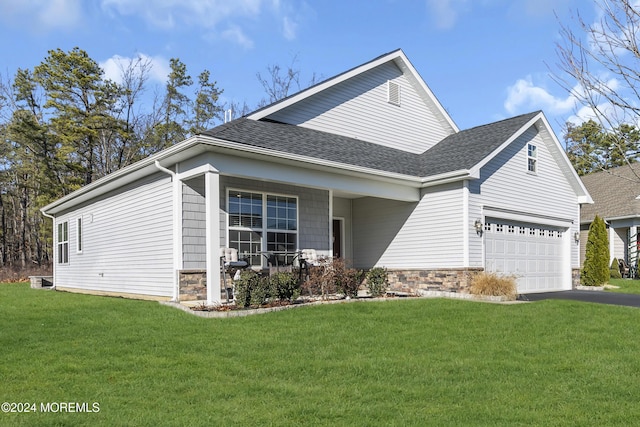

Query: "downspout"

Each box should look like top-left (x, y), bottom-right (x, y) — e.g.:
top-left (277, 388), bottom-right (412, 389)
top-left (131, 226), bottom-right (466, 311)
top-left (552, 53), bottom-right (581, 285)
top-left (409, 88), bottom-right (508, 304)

top-left (154, 161), bottom-right (181, 301)
top-left (40, 210), bottom-right (56, 289)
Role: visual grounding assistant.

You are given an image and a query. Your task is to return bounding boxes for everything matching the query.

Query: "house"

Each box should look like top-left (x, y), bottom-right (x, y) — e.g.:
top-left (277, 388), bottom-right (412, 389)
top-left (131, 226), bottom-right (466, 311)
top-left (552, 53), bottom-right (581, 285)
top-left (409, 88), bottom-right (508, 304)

top-left (580, 163), bottom-right (640, 271)
top-left (40, 49), bottom-right (592, 304)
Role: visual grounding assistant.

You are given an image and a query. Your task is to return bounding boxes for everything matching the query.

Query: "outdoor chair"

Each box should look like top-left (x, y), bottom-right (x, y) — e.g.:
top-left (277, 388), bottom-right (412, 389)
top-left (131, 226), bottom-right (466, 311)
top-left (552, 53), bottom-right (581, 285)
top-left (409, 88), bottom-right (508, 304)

top-left (221, 248), bottom-right (249, 302)
top-left (619, 258), bottom-right (631, 278)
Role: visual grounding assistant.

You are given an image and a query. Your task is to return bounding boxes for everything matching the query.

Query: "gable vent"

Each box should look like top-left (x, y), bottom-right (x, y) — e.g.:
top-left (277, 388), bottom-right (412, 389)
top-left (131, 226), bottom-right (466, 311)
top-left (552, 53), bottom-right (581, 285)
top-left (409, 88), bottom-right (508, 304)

top-left (387, 81), bottom-right (401, 106)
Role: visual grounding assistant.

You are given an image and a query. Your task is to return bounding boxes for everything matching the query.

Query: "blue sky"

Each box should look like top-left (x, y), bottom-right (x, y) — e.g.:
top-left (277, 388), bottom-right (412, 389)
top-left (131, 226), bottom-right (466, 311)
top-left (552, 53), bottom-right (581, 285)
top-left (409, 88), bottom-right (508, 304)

top-left (0, 0), bottom-right (598, 137)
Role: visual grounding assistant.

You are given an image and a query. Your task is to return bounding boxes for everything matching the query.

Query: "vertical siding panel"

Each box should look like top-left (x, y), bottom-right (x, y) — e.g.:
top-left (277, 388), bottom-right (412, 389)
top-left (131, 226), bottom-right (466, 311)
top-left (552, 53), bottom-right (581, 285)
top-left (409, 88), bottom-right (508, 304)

top-left (55, 173), bottom-right (174, 297)
top-left (266, 62), bottom-right (451, 154)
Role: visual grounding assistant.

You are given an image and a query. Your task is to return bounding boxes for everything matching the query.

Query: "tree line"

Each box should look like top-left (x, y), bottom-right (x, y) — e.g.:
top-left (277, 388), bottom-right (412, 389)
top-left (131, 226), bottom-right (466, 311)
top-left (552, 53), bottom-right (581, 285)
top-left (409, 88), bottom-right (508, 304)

top-left (0, 47), bottom-right (315, 272)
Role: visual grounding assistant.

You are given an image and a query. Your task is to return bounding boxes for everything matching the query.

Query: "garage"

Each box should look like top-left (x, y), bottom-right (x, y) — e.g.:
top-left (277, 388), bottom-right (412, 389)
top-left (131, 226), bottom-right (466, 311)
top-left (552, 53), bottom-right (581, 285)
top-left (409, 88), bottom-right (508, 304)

top-left (484, 218), bottom-right (568, 293)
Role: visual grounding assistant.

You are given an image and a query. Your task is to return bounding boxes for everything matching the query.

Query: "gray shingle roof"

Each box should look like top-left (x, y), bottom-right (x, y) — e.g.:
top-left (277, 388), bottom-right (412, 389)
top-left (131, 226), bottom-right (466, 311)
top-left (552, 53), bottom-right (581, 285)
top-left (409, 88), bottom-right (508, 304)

top-left (580, 163), bottom-right (640, 222)
top-left (202, 111), bottom-right (541, 178)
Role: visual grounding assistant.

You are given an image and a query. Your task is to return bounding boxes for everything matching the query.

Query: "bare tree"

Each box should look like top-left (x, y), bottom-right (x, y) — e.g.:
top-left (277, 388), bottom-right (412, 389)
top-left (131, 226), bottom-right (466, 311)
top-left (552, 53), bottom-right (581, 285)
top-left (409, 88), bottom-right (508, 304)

top-left (256, 54), bottom-right (321, 108)
top-left (553, 0), bottom-right (640, 178)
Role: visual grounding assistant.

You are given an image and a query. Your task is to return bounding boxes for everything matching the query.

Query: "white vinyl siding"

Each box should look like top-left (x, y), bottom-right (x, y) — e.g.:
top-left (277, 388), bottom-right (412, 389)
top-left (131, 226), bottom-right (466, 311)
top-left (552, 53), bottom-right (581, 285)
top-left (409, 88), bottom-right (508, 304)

top-left (264, 61), bottom-right (451, 154)
top-left (474, 126), bottom-right (580, 286)
top-left (55, 173), bottom-right (174, 297)
top-left (352, 182), bottom-right (465, 269)
top-left (76, 217), bottom-right (83, 253)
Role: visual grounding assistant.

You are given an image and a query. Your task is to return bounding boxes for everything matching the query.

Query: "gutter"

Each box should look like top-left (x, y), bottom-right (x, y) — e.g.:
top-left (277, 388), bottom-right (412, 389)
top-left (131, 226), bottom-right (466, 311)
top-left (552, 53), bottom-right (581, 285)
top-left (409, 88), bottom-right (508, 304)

top-left (40, 210), bottom-right (56, 289)
top-left (153, 161), bottom-right (181, 302)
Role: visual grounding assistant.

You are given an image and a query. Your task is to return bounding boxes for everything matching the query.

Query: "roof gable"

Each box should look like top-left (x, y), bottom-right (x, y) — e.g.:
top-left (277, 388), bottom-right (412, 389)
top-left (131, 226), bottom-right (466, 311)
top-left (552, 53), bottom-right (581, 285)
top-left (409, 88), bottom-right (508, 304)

top-left (247, 49), bottom-right (457, 153)
top-left (580, 163), bottom-right (640, 222)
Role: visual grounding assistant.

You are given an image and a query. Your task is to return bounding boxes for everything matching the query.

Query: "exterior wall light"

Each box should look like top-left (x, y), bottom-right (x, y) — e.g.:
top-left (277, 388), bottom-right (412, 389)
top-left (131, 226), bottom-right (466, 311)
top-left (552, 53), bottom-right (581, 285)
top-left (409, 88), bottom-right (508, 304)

top-left (574, 231), bottom-right (580, 243)
top-left (474, 219), bottom-right (483, 236)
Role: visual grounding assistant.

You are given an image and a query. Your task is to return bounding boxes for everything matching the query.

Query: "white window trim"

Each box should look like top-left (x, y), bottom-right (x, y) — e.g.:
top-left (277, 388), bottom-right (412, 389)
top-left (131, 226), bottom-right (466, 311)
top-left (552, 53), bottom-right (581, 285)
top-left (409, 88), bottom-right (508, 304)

top-left (226, 188), bottom-right (300, 267)
top-left (57, 221), bottom-right (69, 264)
top-left (527, 143), bottom-right (538, 174)
top-left (76, 217), bottom-right (83, 254)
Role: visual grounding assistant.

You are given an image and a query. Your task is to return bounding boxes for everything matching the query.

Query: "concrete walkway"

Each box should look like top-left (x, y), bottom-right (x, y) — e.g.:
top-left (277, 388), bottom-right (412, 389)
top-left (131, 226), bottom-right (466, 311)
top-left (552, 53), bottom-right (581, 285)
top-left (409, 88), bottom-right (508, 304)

top-left (519, 290), bottom-right (640, 308)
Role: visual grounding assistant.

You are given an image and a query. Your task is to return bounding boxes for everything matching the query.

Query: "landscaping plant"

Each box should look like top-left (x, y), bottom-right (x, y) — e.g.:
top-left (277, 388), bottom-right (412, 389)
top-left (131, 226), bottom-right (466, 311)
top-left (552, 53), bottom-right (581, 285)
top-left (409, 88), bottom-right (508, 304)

top-left (610, 258), bottom-right (622, 279)
top-left (366, 267), bottom-right (389, 297)
top-left (582, 215), bottom-right (610, 286)
top-left (469, 272), bottom-right (517, 299)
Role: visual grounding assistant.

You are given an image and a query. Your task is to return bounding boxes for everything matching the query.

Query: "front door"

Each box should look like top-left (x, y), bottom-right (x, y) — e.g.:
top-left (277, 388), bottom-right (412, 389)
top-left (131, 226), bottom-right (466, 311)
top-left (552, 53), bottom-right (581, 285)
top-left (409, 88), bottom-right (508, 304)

top-left (333, 219), bottom-right (343, 259)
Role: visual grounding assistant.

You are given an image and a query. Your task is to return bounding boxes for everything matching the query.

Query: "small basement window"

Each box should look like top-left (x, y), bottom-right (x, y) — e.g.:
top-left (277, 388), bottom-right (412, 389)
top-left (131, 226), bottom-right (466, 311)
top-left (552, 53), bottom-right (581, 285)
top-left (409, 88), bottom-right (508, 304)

top-left (387, 81), bottom-right (401, 106)
top-left (527, 143), bottom-right (537, 173)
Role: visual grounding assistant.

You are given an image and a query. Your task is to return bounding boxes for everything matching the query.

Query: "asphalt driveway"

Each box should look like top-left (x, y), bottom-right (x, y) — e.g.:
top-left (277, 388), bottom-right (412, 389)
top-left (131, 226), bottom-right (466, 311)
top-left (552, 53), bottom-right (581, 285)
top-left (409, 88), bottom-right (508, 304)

top-left (519, 290), bottom-right (640, 308)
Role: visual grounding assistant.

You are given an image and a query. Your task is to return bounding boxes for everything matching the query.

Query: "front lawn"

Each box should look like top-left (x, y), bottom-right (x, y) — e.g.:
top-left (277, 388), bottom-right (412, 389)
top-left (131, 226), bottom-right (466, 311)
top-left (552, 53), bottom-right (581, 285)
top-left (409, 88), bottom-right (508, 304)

top-left (607, 278), bottom-right (640, 294)
top-left (2, 283), bottom-right (640, 426)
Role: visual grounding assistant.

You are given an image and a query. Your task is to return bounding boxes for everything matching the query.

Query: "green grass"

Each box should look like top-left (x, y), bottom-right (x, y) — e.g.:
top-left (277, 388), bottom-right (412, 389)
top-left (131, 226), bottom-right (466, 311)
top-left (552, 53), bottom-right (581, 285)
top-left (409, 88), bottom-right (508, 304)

top-left (607, 278), bottom-right (640, 294)
top-left (3, 283), bottom-right (640, 426)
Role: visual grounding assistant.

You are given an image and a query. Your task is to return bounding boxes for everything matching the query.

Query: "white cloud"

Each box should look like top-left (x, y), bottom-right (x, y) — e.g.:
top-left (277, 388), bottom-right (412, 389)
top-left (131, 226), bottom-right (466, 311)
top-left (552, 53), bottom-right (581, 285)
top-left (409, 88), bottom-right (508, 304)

top-left (504, 75), bottom-right (577, 116)
top-left (101, 0), bottom-right (265, 29)
top-left (221, 25), bottom-right (255, 49)
top-left (425, 0), bottom-right (470, 30)
top-left (0, 0), bottom-right (82, 31)
top-left (100, 53), bottom-right (170, 85)
top-left (282, 15), bottom-right (297, 40)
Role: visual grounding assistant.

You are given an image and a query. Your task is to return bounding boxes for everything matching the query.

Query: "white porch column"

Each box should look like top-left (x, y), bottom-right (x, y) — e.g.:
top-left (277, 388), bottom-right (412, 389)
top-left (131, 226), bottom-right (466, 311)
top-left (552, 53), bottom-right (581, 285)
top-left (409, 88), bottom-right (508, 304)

top-left (205, 170), bottom-right (221, 305)
top-left (609, 225), bottom-right (615, 264)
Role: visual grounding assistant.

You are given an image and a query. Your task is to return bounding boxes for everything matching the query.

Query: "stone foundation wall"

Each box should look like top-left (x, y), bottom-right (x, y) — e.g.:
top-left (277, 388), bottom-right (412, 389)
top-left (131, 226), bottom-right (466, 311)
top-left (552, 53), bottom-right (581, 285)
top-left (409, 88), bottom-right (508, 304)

top-left (386, 268), bottom-right (484, 294)
top-left (178, 270), bottom-right (207, 301)
top-left (572, 268), bottom-right (581, 289)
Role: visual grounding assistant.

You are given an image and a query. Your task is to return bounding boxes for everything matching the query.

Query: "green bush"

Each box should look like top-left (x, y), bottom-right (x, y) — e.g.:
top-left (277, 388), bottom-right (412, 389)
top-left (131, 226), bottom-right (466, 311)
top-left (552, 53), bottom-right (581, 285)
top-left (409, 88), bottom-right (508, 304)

top-left (469, 272), bottom-right (517, 300)
top-left (610, 258), bottom-right (622, 279)
top-left (582, 215), bottom-right (610, 286)
top-left (235, 271), bottom-right (300, 307)
top-left (366, 267), bottom-right (389, 297)
top-left (270, 272), bottom-right (300, 302)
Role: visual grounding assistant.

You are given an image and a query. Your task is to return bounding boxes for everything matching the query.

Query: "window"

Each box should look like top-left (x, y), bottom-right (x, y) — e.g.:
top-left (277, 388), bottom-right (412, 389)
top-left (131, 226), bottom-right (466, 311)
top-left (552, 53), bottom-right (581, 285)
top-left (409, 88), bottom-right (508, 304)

top-left (527, 143), bottom-right (537, 173)
top-left (76, 217), bottom-right (83, 253)
top-left (228, 190), bottom-right (298, 267)
top-left (57, 221), bottom-right (68, 264)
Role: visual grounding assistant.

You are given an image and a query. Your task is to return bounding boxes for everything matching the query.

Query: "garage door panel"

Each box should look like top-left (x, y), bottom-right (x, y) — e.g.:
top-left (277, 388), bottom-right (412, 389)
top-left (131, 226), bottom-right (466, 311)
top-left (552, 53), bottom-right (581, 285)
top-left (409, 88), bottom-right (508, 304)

top-left (484, 218), bottom-right (567, 293)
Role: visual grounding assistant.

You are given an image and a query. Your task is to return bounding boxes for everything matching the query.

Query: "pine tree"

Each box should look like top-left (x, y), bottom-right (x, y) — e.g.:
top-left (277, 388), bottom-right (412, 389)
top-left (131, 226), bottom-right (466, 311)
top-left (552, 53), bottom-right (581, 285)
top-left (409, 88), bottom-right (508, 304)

top-left (581, 215), bottom-right (610, 286)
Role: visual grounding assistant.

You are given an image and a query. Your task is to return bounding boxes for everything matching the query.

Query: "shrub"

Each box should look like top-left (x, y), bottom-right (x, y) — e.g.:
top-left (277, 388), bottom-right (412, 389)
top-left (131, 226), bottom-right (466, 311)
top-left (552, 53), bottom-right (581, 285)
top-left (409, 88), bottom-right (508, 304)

top-left (270, 272), bottom-right (300, 302)
top-left (234, 270), bottom-right (260, 308)
top-left (610, 258), bottom-right (622, 279)
top-left (334, 263), bottom-right (364, 298)
top-left (301, 258), bottom-right (363, 299)
top-left (366, 267), bottom-right (389, 297)
top-left (582, 215), bottom-right (610, 286)
top-left (469, 272), bottom-right (517, 300)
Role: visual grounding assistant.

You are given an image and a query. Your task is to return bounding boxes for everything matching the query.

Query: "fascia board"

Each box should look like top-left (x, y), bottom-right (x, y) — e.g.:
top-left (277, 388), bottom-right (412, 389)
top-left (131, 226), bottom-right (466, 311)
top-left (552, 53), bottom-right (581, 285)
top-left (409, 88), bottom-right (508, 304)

top-left (392, 53), bottom-right (459, 133)
top-left (248, 50), bottom-right (458, 135)
top-left (469, 113), bottom-right (541, 177)
top-left (197, 135), bottom-right (424, 186)
top-left (536, 113), bottom-right (593, 204)
top-left (247, 51), bottom-right (402, 120)
top-left (41, 136), bottom-right (202, 215)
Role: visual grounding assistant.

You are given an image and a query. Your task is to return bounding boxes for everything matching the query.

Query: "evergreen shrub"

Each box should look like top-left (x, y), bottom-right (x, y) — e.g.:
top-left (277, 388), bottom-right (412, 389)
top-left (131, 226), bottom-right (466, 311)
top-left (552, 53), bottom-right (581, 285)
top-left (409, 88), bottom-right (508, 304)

top-left (581, 215), bottom-right (610, 286)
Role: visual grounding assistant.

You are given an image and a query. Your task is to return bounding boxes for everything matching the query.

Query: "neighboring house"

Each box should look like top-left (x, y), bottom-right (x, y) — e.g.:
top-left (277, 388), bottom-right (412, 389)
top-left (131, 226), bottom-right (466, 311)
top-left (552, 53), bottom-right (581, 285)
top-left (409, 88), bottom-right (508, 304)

top-left (41, 49), bottom-right (592, 304)
top-left (580, 163), bottom-right (640, 270)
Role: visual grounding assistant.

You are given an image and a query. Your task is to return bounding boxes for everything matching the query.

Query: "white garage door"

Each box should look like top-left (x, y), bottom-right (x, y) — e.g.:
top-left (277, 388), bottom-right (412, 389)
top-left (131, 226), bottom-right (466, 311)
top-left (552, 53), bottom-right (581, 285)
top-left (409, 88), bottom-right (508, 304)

top-left (484, 218), bottom-right (567, 293)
